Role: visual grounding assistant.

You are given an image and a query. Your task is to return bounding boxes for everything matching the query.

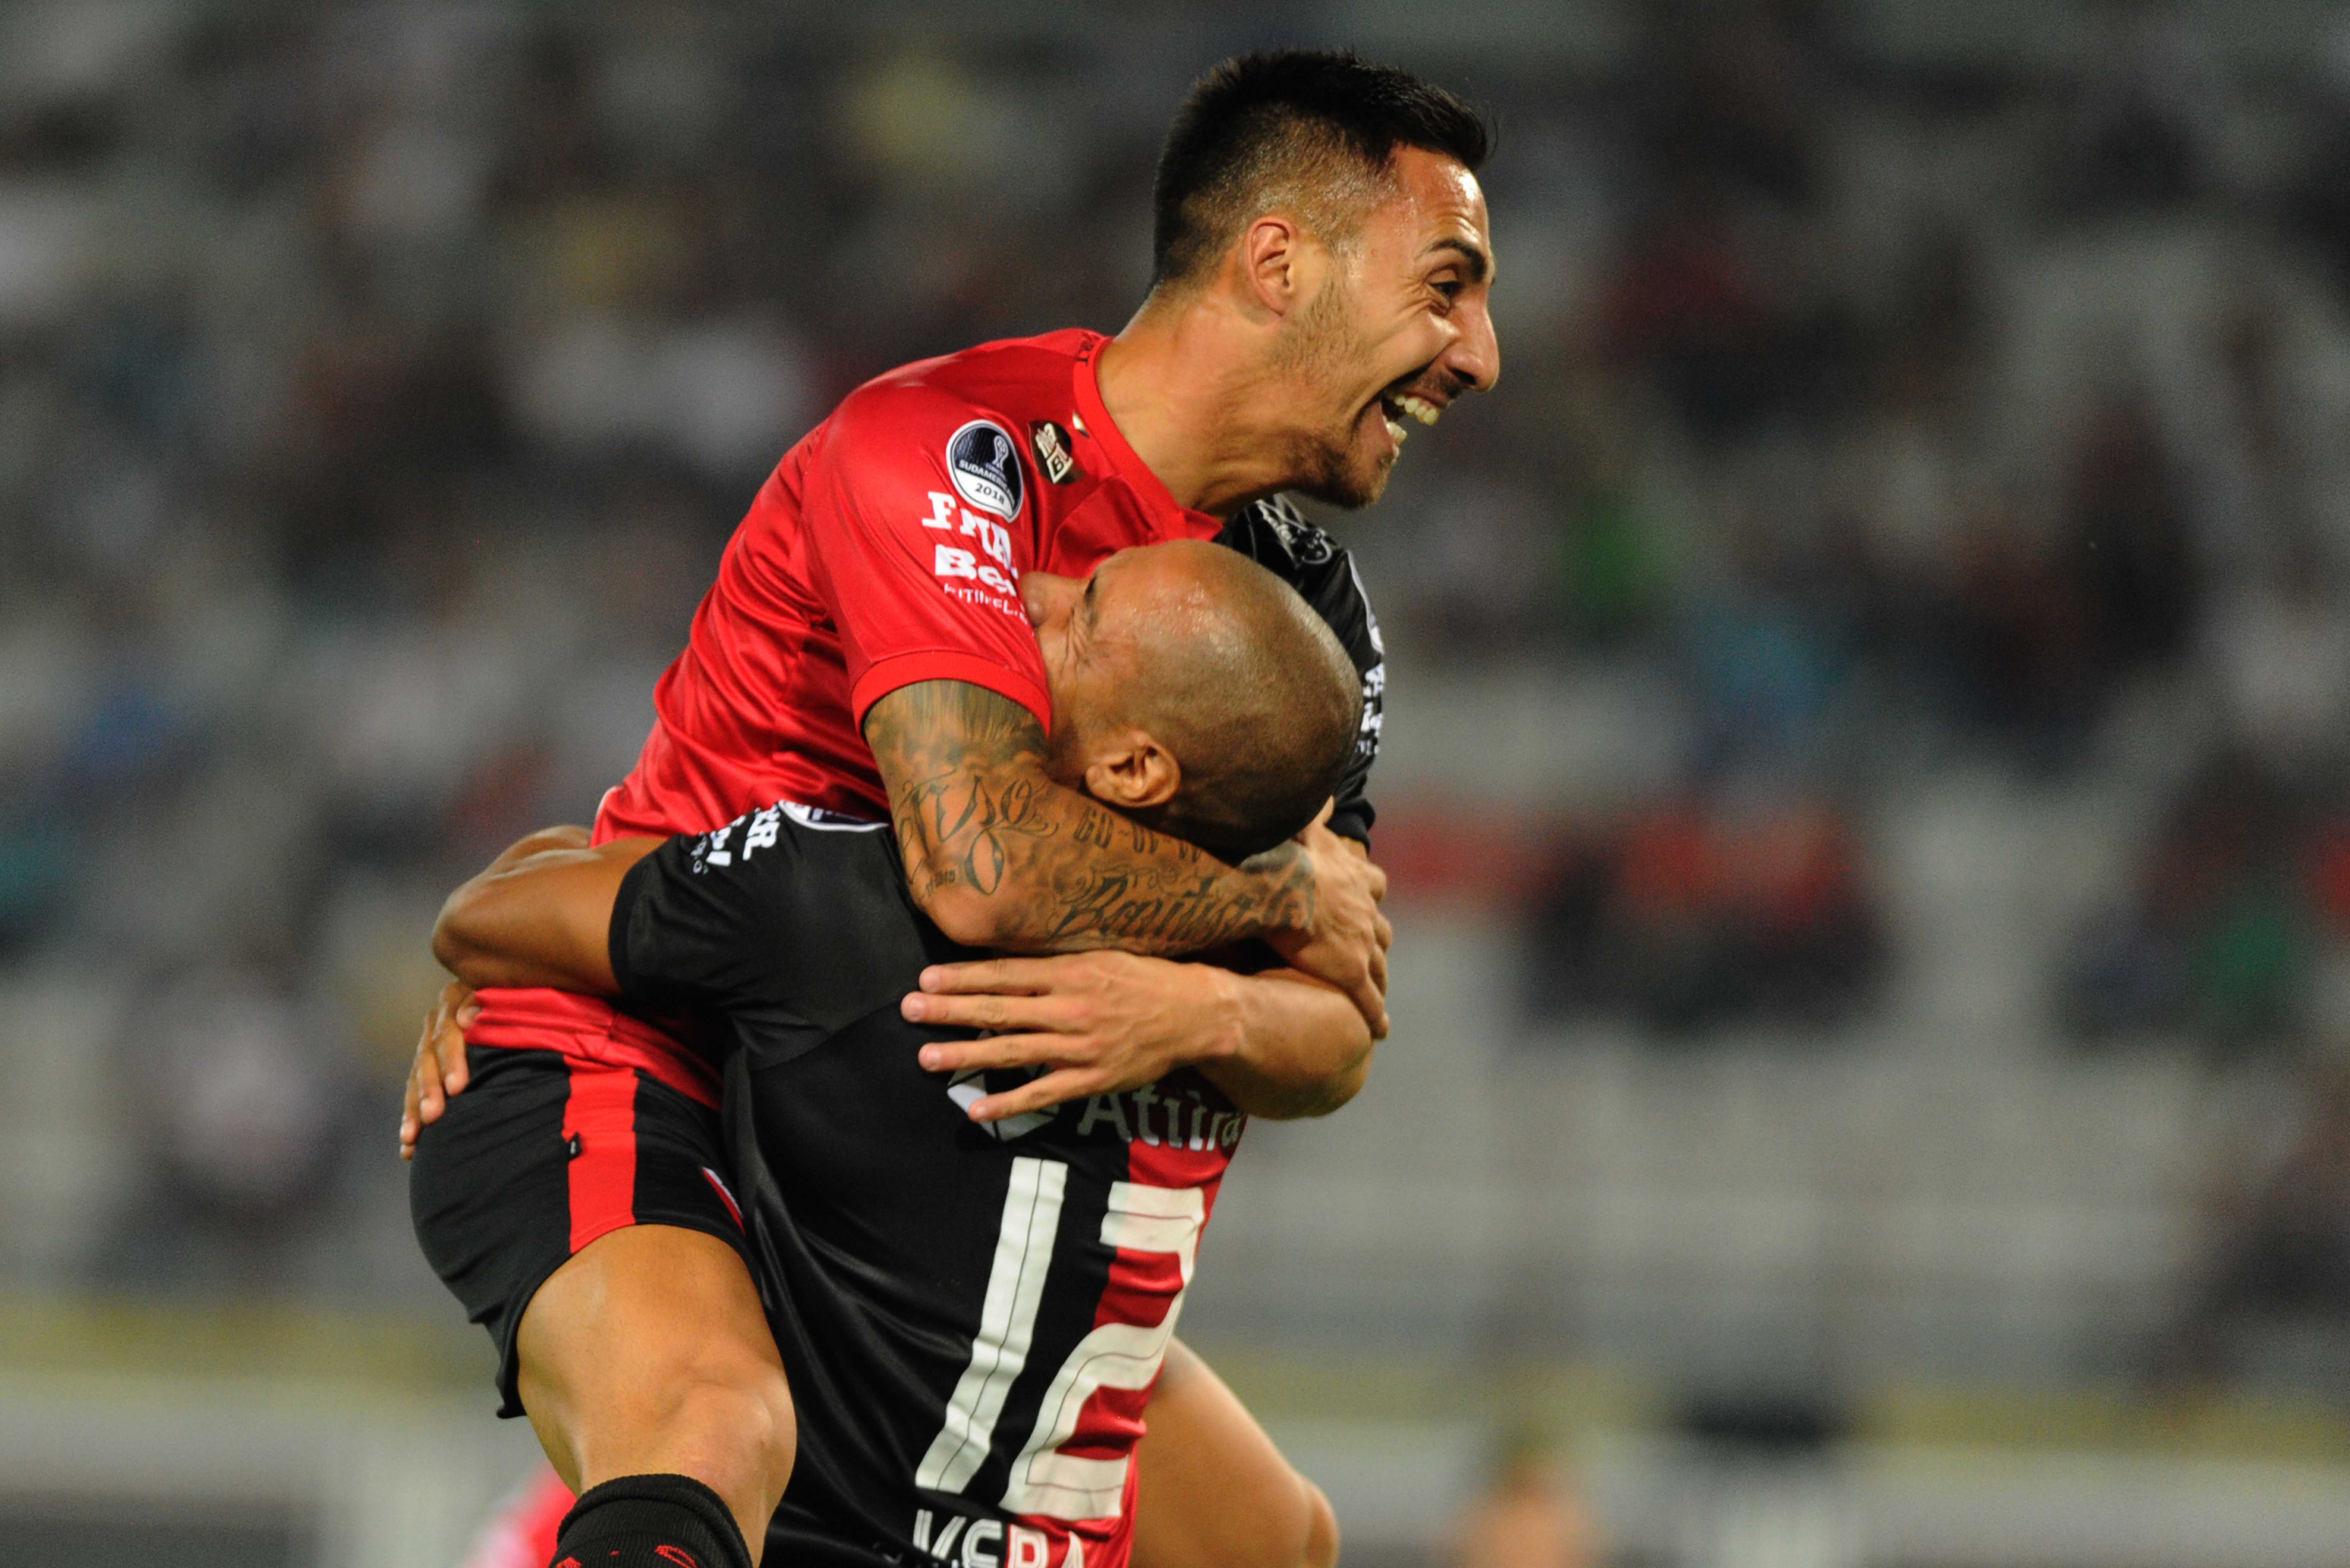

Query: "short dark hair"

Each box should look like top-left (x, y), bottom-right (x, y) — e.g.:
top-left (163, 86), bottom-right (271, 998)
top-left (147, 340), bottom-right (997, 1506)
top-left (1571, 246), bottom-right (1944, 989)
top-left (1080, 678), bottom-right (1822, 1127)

top-left (1152, 50), bottom-right (1493, 288)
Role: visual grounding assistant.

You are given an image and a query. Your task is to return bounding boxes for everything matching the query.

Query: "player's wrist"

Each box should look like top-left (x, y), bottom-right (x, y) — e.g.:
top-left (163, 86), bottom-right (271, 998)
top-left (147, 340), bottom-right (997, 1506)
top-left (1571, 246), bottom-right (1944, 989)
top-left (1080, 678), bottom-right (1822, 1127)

top-left (1194, 966), bottom-right (1249, 1067)
top-left (1239, 841), bottom-right (1317, 939)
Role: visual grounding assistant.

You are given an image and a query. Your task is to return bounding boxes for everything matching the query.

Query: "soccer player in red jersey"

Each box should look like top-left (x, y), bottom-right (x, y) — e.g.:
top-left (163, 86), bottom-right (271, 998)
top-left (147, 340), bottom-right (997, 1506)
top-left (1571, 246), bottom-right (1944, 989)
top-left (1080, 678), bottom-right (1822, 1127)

top-left (406, 49), bottom-right (1498, 1568)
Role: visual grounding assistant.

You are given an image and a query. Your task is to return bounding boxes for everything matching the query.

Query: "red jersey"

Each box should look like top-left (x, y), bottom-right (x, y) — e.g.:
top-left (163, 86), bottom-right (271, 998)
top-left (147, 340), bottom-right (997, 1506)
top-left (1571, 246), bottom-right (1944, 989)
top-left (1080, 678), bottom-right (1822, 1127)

top-left (466, 330), bottom-right (1231, 1098)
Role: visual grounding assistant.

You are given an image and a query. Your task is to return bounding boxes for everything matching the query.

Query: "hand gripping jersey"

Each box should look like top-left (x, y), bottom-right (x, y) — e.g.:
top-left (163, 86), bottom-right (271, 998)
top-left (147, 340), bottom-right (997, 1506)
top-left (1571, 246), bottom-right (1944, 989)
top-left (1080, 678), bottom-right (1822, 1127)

top-left (464, 328), bottom-right (1385, 1105)
top-left (608, 802), bottom-right (1248, 1568)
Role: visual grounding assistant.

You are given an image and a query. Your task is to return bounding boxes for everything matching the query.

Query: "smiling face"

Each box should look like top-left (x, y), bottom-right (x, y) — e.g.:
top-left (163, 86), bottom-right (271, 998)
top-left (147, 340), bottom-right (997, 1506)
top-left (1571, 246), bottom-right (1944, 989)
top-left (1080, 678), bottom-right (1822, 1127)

top-left (1278, 146), bottom-right (1500, 508)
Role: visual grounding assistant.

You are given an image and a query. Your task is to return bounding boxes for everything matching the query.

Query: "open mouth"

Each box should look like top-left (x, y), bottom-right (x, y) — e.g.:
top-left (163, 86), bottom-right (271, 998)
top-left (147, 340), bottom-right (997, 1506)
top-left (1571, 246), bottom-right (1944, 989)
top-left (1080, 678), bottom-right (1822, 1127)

top-left (1376, 388), bottom-right (1443, 447)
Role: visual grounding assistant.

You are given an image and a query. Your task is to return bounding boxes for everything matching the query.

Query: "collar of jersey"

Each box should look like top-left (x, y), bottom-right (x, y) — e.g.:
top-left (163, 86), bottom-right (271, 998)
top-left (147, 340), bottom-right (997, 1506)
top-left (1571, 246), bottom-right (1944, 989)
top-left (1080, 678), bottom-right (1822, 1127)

top-left (1071, 331), bottom-right (1219, 538)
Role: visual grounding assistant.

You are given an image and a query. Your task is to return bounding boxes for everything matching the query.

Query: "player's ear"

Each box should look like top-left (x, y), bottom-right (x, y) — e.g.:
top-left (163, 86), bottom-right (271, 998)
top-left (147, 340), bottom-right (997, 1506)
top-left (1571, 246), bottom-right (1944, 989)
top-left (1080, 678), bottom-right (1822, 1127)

top-left (1238, 214), bottom-right (1305, 319)
top-left (1083, 732), bottom-right (1180, 811)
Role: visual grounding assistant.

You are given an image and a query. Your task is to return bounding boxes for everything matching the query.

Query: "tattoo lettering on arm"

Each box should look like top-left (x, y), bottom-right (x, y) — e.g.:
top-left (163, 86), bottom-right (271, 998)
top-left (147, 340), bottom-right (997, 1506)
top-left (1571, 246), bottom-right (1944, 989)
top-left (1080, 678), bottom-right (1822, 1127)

top-left (865, 680), bottom-right (1316, 954)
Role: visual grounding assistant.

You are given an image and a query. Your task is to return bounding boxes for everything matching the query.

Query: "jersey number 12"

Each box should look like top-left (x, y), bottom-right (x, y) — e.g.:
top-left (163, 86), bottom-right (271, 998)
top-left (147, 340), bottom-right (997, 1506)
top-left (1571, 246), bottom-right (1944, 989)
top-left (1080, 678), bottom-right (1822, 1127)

top-left (914, 1156), bottom-right (1204, 1522)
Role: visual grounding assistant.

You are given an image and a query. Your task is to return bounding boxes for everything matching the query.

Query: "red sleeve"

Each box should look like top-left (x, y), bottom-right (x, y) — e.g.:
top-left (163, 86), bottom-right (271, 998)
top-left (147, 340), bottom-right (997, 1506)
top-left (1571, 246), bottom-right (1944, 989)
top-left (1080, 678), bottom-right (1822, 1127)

top-left (801, 383), bottom-right (1053, 734)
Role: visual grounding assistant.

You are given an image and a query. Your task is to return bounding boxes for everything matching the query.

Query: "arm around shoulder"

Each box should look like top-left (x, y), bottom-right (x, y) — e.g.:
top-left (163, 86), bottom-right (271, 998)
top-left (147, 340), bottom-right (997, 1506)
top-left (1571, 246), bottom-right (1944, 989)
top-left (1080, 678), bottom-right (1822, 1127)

top-left (1197, 966), bottom-right (1375, 1120)
top-left (864, 679), bottom-right (1319, 956)
top-left (432, 830), bottom-right (659, 993)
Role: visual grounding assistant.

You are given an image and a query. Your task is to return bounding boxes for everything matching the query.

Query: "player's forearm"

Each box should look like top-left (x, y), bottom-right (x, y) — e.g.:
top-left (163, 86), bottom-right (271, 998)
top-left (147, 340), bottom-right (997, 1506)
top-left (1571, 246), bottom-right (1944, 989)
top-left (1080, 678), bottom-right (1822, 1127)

top-left (1196, 968), bottom-right (1375, 1120)
top-left (867, 681), bottom-right (1316, 955)
top-left (486, 823), bottom-right (595, 870)
top-left (925, 774), bottom-right (1316, 957)
top-left (432, 831), bottom-right (651, 994)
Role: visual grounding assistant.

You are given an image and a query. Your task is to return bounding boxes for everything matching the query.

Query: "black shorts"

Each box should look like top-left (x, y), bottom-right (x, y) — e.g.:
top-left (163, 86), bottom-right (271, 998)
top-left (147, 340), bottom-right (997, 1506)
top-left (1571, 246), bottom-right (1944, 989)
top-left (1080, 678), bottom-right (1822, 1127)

top-left (408, 1045), bottom-right (748, 1417)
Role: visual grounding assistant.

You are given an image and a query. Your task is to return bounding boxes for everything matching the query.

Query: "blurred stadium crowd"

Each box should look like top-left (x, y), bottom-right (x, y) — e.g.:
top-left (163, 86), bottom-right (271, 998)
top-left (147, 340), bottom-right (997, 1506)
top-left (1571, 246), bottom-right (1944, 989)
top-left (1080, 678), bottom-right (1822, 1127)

top-left (8, 0), bottom-right (2350, 1402)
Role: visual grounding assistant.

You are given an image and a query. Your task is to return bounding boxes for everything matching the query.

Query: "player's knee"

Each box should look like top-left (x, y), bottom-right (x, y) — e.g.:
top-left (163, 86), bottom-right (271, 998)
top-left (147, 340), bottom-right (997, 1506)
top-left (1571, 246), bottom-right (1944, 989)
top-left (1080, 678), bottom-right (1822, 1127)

top-left (742, 1360), bottom-right (798, 1497)
top-left (671, 1354), bottom-right (796, 1497)
top-left (1298, 1476), bottom-right (1338, 1568)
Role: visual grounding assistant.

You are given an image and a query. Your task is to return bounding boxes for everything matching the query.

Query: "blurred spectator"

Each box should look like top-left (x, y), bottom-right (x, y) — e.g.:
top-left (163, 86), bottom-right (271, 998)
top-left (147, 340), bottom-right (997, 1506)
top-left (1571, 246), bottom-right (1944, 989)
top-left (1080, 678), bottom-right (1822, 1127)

top-left (2157, 1055), bottom-right (2350, 1393)
top-left (2291, 20), bottom-right (2350, 294)
top-left (1396, 474), bottom-right (1556, 656)
top-left (1552, 467), bottom-right (1678, 647)
top-left (1942, 497), bottom-right (2106, 766)
top-left (1675, 504), bottom-right (1861, 781)
top-left (2057, 5), bottom-right (2224, 214)
top-left (1537, 338), bottom-right (1684, 647)
top-left (2061, 395), bottom-right (2200, 679)
top-left (2060, 754), bottom-right (2315, 1046)
top-left (1524, 796), bottom-right (1882, 1034)
top-left (1601, 183), bottom-right (1790, 444)
top-left (102, 968), bottom-right (360, 1288)
top-left (2203, 543), bottom-right (2350, 788)
top-left (1629, 0), bottom-right (1831, 209)
top-left (1445, 1430), bottom-right (1597, 1568)
top-left (503, 306), bottom-right (811, 481)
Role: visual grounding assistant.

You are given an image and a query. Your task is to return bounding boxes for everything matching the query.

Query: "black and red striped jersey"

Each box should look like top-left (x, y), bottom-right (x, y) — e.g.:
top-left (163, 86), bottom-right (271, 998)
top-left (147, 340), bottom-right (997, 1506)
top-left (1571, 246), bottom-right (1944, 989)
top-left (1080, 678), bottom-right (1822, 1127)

top-left (609, 802), bottom-right (1246, 1568)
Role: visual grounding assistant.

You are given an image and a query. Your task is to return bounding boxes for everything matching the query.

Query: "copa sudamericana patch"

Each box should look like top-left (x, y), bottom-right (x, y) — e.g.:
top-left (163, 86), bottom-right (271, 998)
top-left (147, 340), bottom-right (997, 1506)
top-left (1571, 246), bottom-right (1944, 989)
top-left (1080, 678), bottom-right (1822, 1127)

top-left (946, 419), bottom-right (1024, 520)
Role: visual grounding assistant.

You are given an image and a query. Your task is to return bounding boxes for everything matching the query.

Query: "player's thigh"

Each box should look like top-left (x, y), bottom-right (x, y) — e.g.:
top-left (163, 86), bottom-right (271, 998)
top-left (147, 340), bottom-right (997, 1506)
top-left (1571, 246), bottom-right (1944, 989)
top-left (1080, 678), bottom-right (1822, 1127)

top-left (514, 1062), bottom-right (789, 1479)
top-left (409, 1046), bottom-right (789, 1488)
top-left (1132, 1340), bottom-right (1334, 1568)
top-left (516, 1219), bottom-right (788, 1477)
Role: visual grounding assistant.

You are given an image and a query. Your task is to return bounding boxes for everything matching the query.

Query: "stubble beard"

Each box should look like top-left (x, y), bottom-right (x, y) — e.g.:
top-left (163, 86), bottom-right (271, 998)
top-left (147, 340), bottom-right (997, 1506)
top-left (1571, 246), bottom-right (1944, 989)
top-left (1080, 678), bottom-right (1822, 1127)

top-left (1271, 278), bottom-right (1395, 511)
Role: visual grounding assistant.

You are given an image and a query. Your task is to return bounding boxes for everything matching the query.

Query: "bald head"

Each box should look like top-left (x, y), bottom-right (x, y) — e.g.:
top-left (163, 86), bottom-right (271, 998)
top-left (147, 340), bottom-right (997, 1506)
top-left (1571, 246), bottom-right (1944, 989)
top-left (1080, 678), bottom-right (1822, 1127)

top-left (1083, 540), bottom-right (1362, 862)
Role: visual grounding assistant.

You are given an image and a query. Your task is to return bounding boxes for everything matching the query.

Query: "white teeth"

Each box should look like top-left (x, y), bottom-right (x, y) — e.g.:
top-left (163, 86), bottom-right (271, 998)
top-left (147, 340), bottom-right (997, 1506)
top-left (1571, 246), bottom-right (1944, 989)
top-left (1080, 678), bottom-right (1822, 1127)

top-left (1395, 394), bottom-right (1441, 426)
top-left (1384, 415), bottom-right (1408, 445)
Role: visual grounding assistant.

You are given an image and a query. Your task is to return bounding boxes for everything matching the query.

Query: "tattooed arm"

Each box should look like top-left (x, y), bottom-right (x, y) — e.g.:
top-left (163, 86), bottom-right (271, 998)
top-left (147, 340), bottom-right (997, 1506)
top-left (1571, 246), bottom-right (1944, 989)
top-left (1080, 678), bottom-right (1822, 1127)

top-left (865, 679), bottom-right (1387, 1030)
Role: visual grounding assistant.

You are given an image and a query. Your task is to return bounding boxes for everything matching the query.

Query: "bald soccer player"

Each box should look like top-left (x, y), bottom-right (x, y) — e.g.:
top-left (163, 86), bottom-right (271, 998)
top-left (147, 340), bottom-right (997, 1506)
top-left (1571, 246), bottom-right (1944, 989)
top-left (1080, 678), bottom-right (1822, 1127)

top-left (424, 542), bottom-right (1368, 1568)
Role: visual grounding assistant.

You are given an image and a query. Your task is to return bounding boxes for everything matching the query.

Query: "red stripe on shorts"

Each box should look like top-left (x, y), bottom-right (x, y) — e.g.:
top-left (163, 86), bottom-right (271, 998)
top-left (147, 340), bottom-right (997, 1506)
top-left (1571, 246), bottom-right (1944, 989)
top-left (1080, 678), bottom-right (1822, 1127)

top-left (562, 1061), bottom-right (639, 1253)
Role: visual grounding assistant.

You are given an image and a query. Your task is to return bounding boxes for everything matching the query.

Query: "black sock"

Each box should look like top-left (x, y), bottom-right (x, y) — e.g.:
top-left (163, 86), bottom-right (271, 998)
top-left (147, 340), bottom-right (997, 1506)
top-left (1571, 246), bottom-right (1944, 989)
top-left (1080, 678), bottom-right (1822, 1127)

top-left (549, 1473), bottom-right (753, 1568)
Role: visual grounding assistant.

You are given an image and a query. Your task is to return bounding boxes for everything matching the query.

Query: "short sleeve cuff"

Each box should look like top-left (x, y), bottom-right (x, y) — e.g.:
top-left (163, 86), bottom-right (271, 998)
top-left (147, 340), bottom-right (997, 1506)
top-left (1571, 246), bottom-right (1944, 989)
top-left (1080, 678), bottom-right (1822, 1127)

top-left (607, 852), bottom-right (658, 1005)
top-left (851, 651), bottom-right (1053, 736)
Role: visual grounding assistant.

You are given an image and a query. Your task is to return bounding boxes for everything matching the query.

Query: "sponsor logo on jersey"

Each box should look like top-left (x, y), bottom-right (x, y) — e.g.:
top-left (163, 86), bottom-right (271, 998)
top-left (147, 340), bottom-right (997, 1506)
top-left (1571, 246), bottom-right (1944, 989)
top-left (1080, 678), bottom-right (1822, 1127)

top-left (944, 1069), bottom-right (1244, 1153)
top-left (947, 420), bottom-right (1024, 520)
top-left (912, 1509), bottom-right (1053, 1567)
top-left (1029, 420), bottom-right (1078, 484)
top-left (920, 485), bottom-right (1021, 610)
top-left (1256, 496), bottom-right (1335, 565)
top-left (689, 799), bottom-right (883, 874)
top-left (1076, 1081), bottom-right (1244, 1151)
top-left (946, 1068), bottom-right (1054, 1140)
